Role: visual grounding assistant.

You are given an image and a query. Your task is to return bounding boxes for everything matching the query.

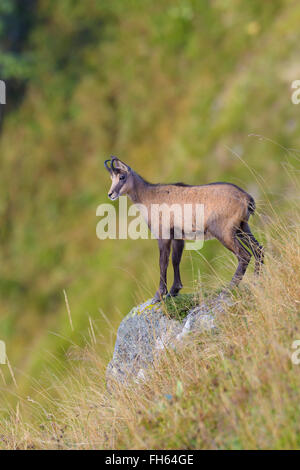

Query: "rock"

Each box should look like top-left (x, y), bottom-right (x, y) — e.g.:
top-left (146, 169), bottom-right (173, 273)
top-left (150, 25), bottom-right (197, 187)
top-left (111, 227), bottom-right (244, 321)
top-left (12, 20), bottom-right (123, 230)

top-left (106, 294), bottom-right (233, 387)
top-left (176, 292), bottom-right (232, 341)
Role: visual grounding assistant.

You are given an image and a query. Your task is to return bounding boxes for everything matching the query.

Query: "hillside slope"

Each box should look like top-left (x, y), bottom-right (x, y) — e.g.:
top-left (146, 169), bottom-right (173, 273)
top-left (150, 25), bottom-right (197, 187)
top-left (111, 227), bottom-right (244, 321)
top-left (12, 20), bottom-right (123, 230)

top-left (0, 0), bottom-right (299, 398)
top-left (0, 208), bottom-right (299, 449)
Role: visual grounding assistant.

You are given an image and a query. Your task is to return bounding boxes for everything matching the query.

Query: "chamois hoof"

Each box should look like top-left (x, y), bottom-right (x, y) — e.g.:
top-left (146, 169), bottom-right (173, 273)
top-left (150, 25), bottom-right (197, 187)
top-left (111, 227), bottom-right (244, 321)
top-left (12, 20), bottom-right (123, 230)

top-left (166, 292), bottom-right (179, 298)
top-left (153, 291), bottom-right (168, 303)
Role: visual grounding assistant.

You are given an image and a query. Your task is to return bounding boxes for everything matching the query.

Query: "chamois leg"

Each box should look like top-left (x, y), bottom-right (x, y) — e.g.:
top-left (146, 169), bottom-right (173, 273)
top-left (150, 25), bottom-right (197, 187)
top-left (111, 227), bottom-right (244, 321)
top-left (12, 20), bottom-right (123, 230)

top-left (237, 222), bottom-right (264, 275)
top-left (168, 239), bottom-right (185, 297)
top-left (229, 238), bottom-right (252, 287)
top-left (154, 239), bottom-right (171, 301)
top-left (216, 230), bottom-right (252, 287)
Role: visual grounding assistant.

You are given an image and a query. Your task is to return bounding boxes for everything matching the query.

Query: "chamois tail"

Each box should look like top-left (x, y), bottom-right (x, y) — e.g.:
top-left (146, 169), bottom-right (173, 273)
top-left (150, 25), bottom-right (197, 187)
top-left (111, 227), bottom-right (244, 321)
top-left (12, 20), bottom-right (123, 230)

top-left (247, 195), bottom-right (256, 216)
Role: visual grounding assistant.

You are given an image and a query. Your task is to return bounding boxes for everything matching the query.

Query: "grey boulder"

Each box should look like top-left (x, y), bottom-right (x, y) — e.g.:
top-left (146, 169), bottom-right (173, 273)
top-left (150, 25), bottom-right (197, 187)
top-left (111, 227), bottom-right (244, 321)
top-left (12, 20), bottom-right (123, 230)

top-left (106, 293), bottom-right (232, 387)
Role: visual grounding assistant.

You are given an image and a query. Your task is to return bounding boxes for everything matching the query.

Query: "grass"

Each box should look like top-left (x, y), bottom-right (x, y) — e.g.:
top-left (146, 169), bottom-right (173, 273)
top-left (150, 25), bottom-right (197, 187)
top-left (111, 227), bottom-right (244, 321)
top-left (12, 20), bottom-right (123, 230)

top-left (0, 0), bottom-right (300, 448)
top-left (0, 208), bottom-right (299, 450)
top-left (1, 1), bottom-right (300, 395)
top-left (161, 293), bottom-right (199, 321)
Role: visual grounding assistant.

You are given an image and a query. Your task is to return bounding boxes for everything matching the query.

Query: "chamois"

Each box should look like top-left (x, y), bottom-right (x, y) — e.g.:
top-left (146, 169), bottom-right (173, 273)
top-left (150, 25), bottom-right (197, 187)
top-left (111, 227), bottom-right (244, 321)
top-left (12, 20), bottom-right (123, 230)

top-left (104, 157), bottom-right (264, 301)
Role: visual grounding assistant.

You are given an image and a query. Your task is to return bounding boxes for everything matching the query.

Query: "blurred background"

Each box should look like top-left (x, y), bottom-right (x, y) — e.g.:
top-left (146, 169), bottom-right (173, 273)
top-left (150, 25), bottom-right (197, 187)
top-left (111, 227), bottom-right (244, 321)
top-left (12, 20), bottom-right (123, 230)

top-left (0, 0), bottom-right (299, 397)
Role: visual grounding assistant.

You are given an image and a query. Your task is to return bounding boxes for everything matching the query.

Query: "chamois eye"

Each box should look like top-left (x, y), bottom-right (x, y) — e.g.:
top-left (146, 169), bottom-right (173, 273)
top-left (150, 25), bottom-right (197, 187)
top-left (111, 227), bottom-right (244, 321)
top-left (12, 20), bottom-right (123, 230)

top-left (119, 174), bottom-right (125, 180)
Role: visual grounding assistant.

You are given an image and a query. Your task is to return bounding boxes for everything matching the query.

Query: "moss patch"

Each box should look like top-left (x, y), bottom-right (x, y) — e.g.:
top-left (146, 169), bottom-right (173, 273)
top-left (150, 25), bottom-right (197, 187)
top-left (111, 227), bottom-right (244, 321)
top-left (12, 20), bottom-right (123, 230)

top-left (161, 294), bottom-right (198, 322)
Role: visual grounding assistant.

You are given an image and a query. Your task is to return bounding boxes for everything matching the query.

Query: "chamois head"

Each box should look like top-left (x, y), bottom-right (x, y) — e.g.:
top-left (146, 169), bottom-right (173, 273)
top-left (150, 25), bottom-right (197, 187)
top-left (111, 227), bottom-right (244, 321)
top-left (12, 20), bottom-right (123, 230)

top-left (104, 156), bottom-right (133, 200)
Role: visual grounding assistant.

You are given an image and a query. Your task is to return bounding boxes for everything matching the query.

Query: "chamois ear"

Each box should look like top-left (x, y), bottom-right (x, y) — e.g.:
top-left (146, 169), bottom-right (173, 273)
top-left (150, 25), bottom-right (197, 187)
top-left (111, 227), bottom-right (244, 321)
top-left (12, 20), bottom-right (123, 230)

top-left (111, 156), bottom-right (131, 173)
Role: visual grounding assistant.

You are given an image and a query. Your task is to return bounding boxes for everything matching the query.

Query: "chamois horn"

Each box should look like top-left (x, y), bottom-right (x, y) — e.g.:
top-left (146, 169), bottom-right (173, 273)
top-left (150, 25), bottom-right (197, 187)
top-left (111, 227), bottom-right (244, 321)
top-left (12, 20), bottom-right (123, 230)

top-left (104, 159), bottom-right (112, 174)
top-left (110, 156), bottom-right (117, 172)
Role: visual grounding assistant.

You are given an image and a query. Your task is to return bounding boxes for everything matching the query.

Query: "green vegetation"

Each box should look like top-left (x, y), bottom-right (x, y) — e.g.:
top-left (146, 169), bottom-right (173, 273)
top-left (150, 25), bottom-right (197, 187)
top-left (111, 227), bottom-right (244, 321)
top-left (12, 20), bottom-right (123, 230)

top-left (0, 0), bottom-right (299, 435)
top-left (0, 0), bottom-right (34, 80)
top-left (162, 293), bottom-right (198, 321)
